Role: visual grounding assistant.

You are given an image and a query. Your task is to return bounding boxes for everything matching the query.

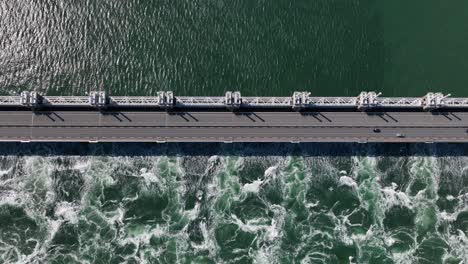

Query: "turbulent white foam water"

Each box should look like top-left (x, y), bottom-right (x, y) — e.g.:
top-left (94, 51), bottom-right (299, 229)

top-left (0, 146), bottom-right (467, 263)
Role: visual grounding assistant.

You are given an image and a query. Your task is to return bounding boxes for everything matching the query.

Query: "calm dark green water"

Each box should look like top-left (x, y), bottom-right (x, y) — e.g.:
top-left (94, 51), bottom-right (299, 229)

top-left (1, 1), bottom-right (468, 263)
top-left (1, 0), bottom-right (468, 96)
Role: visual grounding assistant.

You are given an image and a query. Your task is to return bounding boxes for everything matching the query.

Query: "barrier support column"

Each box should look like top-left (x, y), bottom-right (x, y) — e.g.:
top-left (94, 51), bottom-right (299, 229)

top-left (20, 91), bottom-right (42, 108)
top-left (225, 91), bottom-right (241, 110)
top-left (89, 91), bottom-right (108, 109)
top-left (422, 92), bottom-right (450, 110)
top-left (357, 91), bottom-right (381, 110)
top-left (20, 91), bottom-right (30, 106)
top-left (292, 91), bottom-right (310, 111)
top-left (165, 91), bottom-right (175, 109)
top-left (157, 91), bottom-right (175, 110)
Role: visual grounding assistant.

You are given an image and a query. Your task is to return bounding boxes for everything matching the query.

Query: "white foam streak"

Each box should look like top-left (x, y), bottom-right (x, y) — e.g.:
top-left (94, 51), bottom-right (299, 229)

top-left (0, 190), bottom-right (20, 206)
top-left (0, 167), bottom-right (12, 177)
top-left (139, 168), bottom-right (162, 186)
top-left (381, 185), bottom-right (413, 209)
top-left (185, 203), bottom-right (200, 221)
top-left (54, 201), bottom-right (80, 224)
top-left (231, 214), bottom-right (270, 233)
top-left (72, 159), bottom-right (91, 173)
top-left (338, 176), bottom-right (357, 189)
top-left (242, 179), bottom-right (264, 194)
top-left (264, 166), bottom-right (278, 178)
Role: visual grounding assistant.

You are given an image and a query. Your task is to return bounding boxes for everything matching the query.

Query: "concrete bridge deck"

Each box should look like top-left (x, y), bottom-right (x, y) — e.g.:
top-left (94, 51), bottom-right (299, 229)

top-left (0, 110), bottom-right (467, 143)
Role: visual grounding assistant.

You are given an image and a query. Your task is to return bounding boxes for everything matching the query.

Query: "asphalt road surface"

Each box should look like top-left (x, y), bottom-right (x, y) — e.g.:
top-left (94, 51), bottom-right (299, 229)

top-left (0, 110), bottom-right (467, 142)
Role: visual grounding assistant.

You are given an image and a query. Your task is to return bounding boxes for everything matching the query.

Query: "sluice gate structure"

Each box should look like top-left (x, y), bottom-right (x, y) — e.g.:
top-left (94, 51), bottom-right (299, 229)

top-left (8, 91), bottom-right (468, 110)
top-left (0, 91), bottom-right (468, 143)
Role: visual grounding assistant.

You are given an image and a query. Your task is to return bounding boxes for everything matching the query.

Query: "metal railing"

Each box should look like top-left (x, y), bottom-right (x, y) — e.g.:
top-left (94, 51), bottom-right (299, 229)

top-left (176, 96), bottom-right (225, 107)
top-left (0, 96), bottom-right (21, 105)
top-left (3, 90), bottom-right (467, 110)
top-left (43, 96), bottom-right (90, 105)
top-left (110, 97), bottom-right (160, 106)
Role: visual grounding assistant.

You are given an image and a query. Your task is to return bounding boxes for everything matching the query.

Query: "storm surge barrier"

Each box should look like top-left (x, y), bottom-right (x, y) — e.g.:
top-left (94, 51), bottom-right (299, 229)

top-left (1, 90), bottom-right (468, 143)
top-left (2, 91), bottom-right (468, 111)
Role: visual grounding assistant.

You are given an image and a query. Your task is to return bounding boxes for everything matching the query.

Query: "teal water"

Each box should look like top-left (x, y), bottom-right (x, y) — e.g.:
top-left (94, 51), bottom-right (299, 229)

top-left (0, 143), bottom-right (467, 263)
top-left (1, 1), bottom-right (468, 263)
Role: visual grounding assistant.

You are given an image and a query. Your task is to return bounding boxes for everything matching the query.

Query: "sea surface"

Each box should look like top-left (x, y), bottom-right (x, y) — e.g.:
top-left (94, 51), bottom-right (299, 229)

top-left (1, 1), bottom-right (468, 263)
top-left (1, 0), bottom-right (468, 97)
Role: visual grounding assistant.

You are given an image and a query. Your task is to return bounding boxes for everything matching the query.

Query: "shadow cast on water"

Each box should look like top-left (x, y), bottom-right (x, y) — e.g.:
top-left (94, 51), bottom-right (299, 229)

top-left (0, 142), bottom-right (466, 157)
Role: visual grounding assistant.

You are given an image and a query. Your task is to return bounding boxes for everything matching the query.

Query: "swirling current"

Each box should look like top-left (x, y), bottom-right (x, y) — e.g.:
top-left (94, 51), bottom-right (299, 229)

top-left (0, 143), bottom-right (467, 263)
